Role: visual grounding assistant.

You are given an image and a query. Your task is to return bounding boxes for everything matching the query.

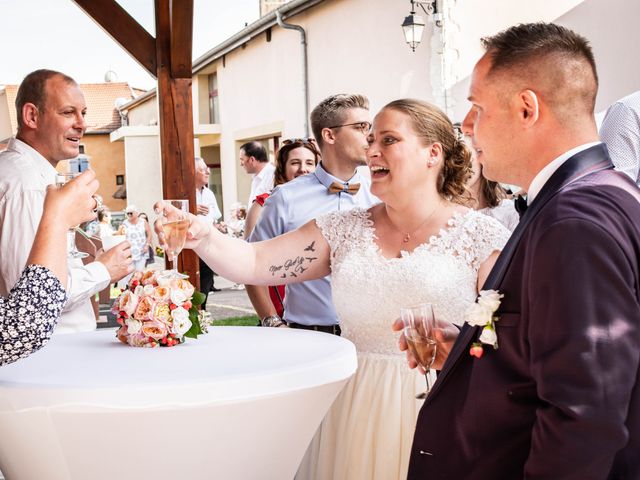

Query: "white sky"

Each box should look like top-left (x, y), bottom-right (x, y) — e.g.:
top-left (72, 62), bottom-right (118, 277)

top-left (0, 0), bottom-right (260, 90)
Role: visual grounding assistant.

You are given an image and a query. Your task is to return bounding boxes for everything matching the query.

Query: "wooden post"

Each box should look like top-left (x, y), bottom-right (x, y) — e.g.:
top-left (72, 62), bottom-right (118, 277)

top-left (73, 0), bottom-right (200, 288)
top-left (155, 0), bottom-right (199, 288)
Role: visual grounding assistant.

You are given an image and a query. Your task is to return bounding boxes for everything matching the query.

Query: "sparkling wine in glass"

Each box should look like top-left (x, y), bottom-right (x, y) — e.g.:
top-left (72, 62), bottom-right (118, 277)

top-left (161, 199), bottom-right (189, 278)
top-left (55, 173), bottom-right (89, 259)
top-left (400, 303), bottom-right (437, 400)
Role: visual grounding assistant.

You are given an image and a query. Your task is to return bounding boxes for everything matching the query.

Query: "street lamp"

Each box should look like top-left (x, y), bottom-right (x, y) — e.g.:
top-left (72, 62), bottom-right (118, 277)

top-left (401, 0), bottom-right (438, 52)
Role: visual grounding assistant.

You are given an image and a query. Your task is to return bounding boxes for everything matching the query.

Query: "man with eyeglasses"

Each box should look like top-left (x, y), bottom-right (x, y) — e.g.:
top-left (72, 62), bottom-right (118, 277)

top-left (247, 94), bottom-right (378, 333)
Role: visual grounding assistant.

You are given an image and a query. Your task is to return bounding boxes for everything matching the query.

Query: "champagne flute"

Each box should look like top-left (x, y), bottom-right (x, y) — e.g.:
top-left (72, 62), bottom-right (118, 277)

top-left (160, 199), bottom-right (189, 278)
top-left (55, 173), bottom-right (89, 259)
top-left (400, 303), bottom-right (437, 400)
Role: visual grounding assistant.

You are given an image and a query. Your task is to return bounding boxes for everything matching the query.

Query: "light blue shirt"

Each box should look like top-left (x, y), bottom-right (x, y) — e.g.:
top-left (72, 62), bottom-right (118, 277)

top-left (248, 162), bottom-right (379, 326)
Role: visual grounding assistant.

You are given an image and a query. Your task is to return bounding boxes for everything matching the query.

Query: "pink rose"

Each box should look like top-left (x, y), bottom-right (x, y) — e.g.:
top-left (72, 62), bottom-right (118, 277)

top-left (141, 319), bottom-right (168, 341)
top-left (152, 286), bottom-right (170, 302)
top-left (119, 290), bottom-right (139, 317)
top-left (170, 278), bottom-right (195, 300)
top-left (140, 270), bottom-right (157, 286)
top-left (116, 325), bottom-right (129, 344)
top-left (128, 332), bottom-right (152, 347)
top-left (134, 296), bottom-right (155, 321)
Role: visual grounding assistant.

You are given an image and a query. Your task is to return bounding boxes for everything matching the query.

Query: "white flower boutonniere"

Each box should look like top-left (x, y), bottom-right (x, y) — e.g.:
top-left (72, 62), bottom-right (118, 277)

top-left (464, 289), bottom-right (503, 358)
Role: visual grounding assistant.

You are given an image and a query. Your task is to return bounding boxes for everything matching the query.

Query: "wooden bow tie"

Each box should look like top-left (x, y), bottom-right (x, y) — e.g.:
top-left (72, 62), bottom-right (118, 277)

top-left (328, 181), bottom-right (360, 194)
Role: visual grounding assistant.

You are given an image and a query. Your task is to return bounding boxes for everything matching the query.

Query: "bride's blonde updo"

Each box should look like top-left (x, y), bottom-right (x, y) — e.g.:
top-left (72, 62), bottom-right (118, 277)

top-left (383, 99), bottom-right (472, 201)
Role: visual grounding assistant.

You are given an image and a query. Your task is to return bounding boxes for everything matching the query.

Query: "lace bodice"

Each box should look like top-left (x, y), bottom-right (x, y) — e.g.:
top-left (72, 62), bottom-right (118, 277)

top-left (316, 208), bottom-right (511, 356)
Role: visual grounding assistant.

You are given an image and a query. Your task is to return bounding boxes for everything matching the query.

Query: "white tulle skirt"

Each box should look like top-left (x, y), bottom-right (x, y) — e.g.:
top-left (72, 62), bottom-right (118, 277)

top-left (297, 353), bottom-right (428, 480)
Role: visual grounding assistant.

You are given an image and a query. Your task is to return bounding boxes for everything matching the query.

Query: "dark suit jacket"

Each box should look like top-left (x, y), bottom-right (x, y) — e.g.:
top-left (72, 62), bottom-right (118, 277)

top-left (408, 144), bottom-right (640, 480)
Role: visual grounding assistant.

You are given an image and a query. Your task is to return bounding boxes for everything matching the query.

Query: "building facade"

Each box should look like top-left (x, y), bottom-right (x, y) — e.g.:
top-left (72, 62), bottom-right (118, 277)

top-left (113, 0), bottom-right (640, 219)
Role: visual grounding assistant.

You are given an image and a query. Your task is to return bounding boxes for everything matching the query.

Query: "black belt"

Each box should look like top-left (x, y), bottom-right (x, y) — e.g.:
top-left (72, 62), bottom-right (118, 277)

top-left (287, 322), bottom-right (341, 336)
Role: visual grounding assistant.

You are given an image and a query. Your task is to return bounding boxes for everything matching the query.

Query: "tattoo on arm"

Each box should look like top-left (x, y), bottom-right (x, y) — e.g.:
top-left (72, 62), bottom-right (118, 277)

top-left (269, 242), bottom-right (320, 279)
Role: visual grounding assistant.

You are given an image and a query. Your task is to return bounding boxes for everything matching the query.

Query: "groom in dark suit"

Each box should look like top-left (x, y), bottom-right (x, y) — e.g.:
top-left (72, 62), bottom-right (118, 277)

top-left (404, 23), bottom-right (640, 479)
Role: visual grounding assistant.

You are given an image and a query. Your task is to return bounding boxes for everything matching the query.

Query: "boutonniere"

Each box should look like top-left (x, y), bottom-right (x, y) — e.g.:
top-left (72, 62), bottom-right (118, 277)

top-left (464, 289), bottom-right (503, 358)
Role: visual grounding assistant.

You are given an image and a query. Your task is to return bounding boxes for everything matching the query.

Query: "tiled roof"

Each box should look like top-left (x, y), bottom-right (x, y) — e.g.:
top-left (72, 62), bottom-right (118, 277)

top-left (79, 82), bottom-right (140, 133)
top-left (2, 82), bottom-right (143, 134)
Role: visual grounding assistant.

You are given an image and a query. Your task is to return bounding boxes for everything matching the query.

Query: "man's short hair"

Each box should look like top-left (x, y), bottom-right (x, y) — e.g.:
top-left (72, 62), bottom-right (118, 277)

top-left (15, 69), bottom-right (77, 131)
top-left (239, 141), bottom-right (268, 163)
top-left (481, 23), bottom-right (598, 116)
top-left (310, 94), bottom-right (369, 148)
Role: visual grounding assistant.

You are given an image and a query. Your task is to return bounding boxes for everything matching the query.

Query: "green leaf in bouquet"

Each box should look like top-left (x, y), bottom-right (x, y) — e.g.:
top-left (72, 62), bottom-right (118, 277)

top-left (191, 290), bottom-right (206, 307)
top-left (184, 306), bottom-right (203, 338)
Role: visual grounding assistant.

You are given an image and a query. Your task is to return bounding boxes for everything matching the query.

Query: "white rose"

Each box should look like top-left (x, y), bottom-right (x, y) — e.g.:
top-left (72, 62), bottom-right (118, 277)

top-left (464, 302), bottom-right (493, 327)
top-left (477, 290), bottom-right (503, 312)
top-left (479, 324), bottom-right (498, 347)
top-left (126, 318), bottom-right (143, 334)
top-left (170, 288), bottom-right (188, 306)
top-left (143, 284), bottom-right (155, 296)
top-left (171, 307), bottom-right (192, 336)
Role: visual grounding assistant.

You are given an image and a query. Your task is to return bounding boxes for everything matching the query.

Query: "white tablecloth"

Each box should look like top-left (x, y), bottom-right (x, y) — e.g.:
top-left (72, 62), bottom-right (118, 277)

top-left (0, 327), bottom-right (357, 480)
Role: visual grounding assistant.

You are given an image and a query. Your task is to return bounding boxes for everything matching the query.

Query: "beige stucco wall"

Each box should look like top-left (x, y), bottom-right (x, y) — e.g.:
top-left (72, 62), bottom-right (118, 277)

top-left (82, 134), bottom-right (126, 212)
top-left (116, 132), bottom-right (163, 224)
top-left (126, 96), bottom-right (158, 126)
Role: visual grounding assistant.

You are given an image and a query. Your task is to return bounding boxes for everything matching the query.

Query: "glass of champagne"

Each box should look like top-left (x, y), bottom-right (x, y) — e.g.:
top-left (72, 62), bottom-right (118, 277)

top-left (55, 173), bottom-right (89, 259)
top-left (160, 199), bottom-right (190, 278)
top-left (400, 303), bottom-right (437, 400)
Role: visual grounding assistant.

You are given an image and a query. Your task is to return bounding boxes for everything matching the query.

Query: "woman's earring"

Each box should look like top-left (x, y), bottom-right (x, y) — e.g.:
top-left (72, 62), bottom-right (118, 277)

top-left (428, 158), bottom-right (437, 167)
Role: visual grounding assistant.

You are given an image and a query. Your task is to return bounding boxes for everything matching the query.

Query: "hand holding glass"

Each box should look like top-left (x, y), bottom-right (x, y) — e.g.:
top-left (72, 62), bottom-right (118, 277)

top-left (55, 173), bottom-right (88, 259)
top-left (160, 199), bottom-right (189, 278)
top-left (400, 303), bottom-right (437, 400)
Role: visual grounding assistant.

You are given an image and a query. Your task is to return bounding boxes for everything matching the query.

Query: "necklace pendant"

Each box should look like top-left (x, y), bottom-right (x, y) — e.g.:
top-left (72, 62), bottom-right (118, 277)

top-left (403, 234), bottom-right (410, 243)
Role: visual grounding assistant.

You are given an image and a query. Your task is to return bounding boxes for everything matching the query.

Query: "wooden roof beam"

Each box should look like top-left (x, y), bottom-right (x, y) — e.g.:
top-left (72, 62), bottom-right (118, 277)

top-left (72, 0), bottom-right (157, 77)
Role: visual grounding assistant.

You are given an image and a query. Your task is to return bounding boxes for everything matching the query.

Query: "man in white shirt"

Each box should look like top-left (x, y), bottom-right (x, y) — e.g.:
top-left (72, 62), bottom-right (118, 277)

top-left (195, 156), bottom-right (222, 300)
top-left (0, 69), bottom-right (133, 333)
top-left (239, 141), bottom-right (275, 206)
top-left (599, 90), bottom-right (640, 185)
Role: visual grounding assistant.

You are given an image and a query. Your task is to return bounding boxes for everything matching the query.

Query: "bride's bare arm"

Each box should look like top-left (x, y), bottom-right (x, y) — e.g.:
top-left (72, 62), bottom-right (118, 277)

top-left (477, 250), bottom-right (500, 292)
top-left (154, 200), bottom-right (331, 286)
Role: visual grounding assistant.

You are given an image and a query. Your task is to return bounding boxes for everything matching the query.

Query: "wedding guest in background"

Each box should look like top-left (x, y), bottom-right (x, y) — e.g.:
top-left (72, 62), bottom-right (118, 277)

top-left (195, 156), bottom-right (223, 301)
top-left (154, 98), bottom-right (510, 479)
top-left (401, 23), bottom-right (640, 479)
top-left (244, 137), bottom-right (320, 318)
top-left (1, 170), bottom-right (99, 366)
top-left (120, 204), bottom-right (151, 274)
top-left (599, 90), bottom-right (640, 185)
top-left (97, 208), bottom-right (115, 239)
top-left (246, 94), bottom-right (378, 331)
top-left (239, 141), bottom-right (275, 206)
top-left (0, 69), bottom-right (132, 334)
top-left (138, 212), bottom-right (155, 267)
top-left (459, 130), bottom-right (520, 230)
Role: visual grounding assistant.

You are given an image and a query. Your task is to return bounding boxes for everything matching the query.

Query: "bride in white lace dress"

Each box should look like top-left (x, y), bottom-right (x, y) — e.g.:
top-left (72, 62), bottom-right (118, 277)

top-left (154, 99), bottom-right (511, 480)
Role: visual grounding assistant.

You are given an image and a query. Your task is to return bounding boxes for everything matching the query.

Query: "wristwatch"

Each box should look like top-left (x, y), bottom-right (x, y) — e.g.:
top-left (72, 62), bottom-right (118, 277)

top-left (261, 315), bottom-right (286, 328)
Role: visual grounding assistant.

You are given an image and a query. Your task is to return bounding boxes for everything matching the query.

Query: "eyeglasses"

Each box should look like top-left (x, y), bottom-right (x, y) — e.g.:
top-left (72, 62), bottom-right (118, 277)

top-left (282, 137), bottom-right (315, 146)
top-left (126, 212), bottom-right (134, 215)
top-left (328, 121), bottom-right (371, 134)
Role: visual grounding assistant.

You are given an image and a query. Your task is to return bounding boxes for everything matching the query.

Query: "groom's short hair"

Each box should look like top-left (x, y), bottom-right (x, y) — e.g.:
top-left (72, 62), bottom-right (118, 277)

top-left (481, 23), bottom-right (598, 120)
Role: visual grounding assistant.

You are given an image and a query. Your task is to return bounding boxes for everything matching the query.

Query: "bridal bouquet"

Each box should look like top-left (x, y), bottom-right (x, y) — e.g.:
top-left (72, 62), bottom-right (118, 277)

top-left (113, 269), bottom-right (211, 348)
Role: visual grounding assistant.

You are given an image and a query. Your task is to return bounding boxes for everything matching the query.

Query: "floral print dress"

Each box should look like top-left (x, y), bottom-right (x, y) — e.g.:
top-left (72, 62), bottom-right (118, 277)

top-left (0, 265), bottom-right (66, 366)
